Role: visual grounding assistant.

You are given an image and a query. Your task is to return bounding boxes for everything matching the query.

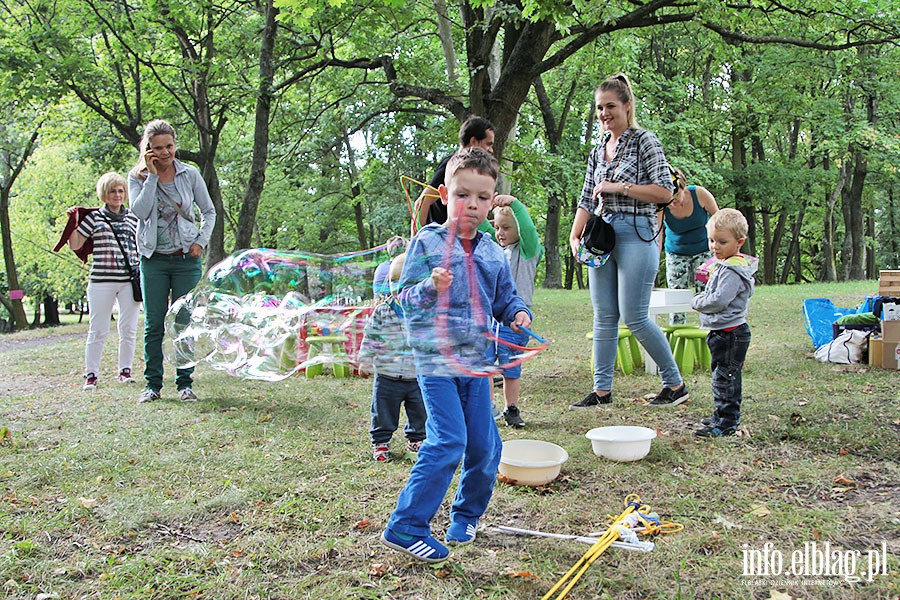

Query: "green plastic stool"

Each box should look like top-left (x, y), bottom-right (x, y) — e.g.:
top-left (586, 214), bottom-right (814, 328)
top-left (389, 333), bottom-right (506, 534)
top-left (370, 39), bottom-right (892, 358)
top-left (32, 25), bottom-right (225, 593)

top-left (304, 335), bottom-right (350, 378)
top-left (586, 328), bottom-right (643, 374)
top-left (660, 324), bottom-right (697, 350)
top-left (671, 328), bottom-right (711, 373)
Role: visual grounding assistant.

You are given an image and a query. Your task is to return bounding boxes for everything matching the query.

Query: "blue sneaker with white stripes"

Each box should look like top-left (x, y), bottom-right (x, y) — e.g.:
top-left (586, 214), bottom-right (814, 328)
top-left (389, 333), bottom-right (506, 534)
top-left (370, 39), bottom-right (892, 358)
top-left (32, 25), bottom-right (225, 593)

top-left (445, 521), bottom-right (477, 546)
top-left (381, 529), bottom-right (450, 563)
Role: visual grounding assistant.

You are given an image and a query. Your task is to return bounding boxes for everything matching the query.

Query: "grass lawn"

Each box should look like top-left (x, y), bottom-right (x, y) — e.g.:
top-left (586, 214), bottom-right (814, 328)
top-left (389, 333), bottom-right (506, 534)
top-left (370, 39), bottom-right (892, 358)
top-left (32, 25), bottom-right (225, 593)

top-left (0, 280), bottom-right (897, 599)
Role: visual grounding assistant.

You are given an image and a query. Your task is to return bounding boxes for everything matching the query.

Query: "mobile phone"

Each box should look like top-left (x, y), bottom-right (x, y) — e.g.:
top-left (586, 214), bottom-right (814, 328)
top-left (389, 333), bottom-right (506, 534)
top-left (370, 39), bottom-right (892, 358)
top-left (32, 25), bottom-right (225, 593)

top-left (145, 141), bottom-right (152, 150)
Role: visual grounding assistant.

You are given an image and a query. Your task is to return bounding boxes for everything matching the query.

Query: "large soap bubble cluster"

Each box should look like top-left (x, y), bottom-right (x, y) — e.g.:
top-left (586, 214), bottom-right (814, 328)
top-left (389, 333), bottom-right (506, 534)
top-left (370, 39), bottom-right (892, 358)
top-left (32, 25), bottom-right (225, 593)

top-left (163, 246), bottom-right (393, 381)
top-left (163, 237), bottom-right (548, 381)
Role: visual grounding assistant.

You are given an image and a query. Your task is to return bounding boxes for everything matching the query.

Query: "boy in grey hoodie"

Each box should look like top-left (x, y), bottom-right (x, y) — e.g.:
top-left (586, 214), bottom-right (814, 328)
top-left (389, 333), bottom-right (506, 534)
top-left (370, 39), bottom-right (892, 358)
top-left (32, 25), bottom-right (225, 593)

top-left (690, 208), bottom-right (757, 437)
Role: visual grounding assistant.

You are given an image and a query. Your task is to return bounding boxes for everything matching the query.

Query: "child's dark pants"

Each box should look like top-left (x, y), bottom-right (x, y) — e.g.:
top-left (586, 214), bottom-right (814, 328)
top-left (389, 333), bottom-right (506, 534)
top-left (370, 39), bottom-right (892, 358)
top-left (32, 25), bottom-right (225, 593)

top-left (707, 323), bottom-right (751, 429)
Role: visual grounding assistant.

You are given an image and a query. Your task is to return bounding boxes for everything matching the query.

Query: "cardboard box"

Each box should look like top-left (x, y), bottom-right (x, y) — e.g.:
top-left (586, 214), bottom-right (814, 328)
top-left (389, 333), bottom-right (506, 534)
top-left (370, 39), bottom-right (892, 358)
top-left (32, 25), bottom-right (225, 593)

top-left (870, 336), bottom-right (900, 370)
top-left (880, 270), bottom-right (900, 297)
top-left (883, 339), bottom-right (900, 370)
top-left (869, 337), bottom-right (882, 367)
top-left (883, 319), bottom-right (900, 342)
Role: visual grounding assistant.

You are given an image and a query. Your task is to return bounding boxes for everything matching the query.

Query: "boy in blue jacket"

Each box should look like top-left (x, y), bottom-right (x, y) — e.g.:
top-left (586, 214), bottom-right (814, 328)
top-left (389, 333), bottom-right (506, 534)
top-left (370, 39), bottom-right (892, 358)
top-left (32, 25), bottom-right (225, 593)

top-left (380, 147), bottom-right (532, 563)
top-left (690, 208), bottom-right (757, 437)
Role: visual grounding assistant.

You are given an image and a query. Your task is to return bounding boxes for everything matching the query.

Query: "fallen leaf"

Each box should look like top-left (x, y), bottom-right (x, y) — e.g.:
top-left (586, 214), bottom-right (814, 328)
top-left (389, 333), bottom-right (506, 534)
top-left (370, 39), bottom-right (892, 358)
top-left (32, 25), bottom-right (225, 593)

top-left (503, 570), bottom-right (539, 579)
top-left (839, 448), bottom-right (850, 455)
top-left (352, 519), bottom-right (371, 531)
top-left (747, 503), bottom-right (770, 517)
top-left (713, 514), bottom-right (741, 529)
top-left (368, 562), bottom-right (389, 577)
top-left (496, 472), bottom-right (519, 485)
top-left (833, 474), bottom-right (856, 486)
top-left (76, 497), bottom-right (98, 508)
top-left (229, 512), bottom-right (240, 523)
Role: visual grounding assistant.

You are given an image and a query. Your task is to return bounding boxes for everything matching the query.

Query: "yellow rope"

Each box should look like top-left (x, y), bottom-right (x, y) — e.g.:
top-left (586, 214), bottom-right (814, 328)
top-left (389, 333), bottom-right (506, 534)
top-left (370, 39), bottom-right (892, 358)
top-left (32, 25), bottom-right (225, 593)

top-left (541, 494), bottom-right (682, 600)
top-left (400, 175), bottom-right (440, 236)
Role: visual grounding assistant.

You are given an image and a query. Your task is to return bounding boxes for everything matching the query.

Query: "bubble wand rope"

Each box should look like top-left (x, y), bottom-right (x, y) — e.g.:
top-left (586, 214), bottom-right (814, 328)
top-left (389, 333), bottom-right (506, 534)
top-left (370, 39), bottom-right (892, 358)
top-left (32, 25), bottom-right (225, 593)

top-left (433, 216), bottom-right (548, 377)
top-left (541, 494), bottom-right (650, 600)
top-left (401, 175), bottom-right (440, 237)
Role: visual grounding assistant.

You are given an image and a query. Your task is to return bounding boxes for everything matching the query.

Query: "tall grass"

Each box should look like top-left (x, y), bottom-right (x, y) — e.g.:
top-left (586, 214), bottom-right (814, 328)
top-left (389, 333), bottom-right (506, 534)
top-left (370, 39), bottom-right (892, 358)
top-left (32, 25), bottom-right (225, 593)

top-left (0, 280), bottom-right (897, 599)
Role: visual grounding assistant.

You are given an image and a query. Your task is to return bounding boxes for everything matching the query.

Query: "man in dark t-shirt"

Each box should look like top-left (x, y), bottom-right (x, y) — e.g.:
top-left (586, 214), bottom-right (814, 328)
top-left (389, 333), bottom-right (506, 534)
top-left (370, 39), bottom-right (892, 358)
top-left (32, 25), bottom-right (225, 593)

top-left (415, 116), bottom-right (496, 228)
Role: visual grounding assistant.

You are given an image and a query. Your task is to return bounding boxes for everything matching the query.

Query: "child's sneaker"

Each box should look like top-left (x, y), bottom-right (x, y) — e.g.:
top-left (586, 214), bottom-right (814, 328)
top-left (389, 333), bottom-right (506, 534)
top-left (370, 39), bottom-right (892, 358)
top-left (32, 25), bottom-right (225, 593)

top-left (118, 368), bottom-right (135, 384)
top-left (445, 520), bottom-right (478, 546)
top-left (83, 373), bottom-right (98, 391)
top-left (648, 384), bottom-right (689, 406)
top-left (381, 529), bottom-right (450, 563)
top-left (694, 425), bottom-right (737, 437)
top-left (406, 440), bottom-right (423, 454)
top-left (503, 405), bottom-right (525, 428)
top-left (373, 443), bottom-right (390, 462)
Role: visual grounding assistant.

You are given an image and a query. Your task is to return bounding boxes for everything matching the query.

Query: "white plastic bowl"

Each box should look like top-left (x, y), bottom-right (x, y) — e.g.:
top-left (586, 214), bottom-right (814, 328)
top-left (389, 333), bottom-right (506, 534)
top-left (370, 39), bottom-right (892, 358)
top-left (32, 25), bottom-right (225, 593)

top-left (498, 439), bottom-right (569, 486)
top-left (585, 426), bottom-right (657, 462)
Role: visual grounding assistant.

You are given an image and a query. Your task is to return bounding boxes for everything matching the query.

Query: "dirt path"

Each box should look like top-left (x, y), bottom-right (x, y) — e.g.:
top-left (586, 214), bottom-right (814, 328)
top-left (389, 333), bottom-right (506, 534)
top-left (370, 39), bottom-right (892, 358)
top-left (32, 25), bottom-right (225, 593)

top-left (0, 331), bottom-right (84, 354)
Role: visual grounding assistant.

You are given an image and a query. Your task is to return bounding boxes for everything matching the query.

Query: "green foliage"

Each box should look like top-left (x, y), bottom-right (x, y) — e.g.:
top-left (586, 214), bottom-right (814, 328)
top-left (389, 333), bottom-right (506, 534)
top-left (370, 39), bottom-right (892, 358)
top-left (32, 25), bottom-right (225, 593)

top-left (11, 144), bottom-right (95, 304)
top-left (3, 0), bottom-right (900, 296)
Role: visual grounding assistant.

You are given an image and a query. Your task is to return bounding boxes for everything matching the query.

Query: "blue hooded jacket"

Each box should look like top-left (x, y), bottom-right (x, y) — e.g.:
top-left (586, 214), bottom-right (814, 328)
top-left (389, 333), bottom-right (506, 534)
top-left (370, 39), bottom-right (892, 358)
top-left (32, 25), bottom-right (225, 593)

top-left (398, 224), bottom-right (531, 376)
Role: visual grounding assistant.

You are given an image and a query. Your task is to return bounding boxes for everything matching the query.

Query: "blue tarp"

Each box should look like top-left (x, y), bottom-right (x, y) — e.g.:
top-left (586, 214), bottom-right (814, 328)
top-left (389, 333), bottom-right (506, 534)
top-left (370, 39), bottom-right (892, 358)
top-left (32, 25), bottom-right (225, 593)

top-left (802, 296), bottom-right (884, 349)
top-left (802, 298), bottom-right (859, 349)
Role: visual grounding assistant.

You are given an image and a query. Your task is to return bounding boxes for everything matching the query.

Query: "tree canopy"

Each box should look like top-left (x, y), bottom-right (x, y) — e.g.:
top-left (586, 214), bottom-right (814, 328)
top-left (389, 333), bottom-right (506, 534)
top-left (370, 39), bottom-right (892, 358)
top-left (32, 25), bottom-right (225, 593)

top-left (1, 0), bottom-right (899, 329)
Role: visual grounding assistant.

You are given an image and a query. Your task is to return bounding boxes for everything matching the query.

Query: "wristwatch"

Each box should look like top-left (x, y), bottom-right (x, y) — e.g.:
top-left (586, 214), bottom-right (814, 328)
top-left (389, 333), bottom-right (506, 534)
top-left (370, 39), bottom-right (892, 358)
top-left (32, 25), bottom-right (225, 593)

top-left (623, 183), bottom-right (632, 196)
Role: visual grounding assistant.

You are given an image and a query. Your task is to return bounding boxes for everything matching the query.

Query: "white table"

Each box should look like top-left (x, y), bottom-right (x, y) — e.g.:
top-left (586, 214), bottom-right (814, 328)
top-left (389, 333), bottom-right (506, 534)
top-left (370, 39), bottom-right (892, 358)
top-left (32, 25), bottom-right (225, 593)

top-left (643, 288), bottom-right (696, 374)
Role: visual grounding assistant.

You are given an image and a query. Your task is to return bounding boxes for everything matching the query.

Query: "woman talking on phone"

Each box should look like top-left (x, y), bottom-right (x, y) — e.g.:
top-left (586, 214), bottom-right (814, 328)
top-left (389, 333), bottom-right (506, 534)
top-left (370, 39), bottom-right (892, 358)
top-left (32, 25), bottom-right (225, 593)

top-left (128, 119), bottom-right (216, 404)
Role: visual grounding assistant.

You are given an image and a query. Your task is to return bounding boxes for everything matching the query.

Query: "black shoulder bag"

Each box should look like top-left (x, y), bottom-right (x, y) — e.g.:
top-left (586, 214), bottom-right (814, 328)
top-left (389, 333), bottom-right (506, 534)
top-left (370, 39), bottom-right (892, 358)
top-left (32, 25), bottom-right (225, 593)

top-left (98, 212), bottom-right (142, 302)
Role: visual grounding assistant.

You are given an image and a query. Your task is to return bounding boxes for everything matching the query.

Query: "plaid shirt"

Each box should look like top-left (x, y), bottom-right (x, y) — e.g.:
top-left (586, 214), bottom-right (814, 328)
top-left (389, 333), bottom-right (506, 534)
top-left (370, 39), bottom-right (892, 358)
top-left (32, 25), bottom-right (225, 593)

top-left (577, 127), bottom-right (674, 219)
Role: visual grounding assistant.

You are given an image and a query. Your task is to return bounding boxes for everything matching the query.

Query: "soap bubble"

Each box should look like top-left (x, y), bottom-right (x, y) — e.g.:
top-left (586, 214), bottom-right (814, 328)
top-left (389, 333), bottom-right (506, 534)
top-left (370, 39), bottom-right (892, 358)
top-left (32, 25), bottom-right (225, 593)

top-left (162, 246), bottom-right (391, 381)
top-left (162, 238), bottom-right (548, 381)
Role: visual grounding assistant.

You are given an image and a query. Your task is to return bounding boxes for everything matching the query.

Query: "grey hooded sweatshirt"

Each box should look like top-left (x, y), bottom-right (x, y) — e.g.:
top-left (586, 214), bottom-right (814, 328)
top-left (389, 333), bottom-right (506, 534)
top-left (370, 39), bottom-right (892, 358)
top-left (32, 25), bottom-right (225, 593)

top-left (690, 254), bottom-right (758, 330)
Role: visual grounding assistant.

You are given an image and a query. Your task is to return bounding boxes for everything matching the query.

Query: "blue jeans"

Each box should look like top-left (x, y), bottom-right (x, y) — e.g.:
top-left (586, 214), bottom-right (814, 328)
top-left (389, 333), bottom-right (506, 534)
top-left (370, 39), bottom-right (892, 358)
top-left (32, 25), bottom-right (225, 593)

top-left (485, 324), bottom-right (530, 379)
top-left (588, 213), bottom-right (682, 391)
top-left (386, 375), bottom-right (500, 537)
top-left (370, 375), bottom-right (427, 445)
top-left (707, 323), bottom-right (751, 428)
top-left (141, 253), bottom-right (203, 392)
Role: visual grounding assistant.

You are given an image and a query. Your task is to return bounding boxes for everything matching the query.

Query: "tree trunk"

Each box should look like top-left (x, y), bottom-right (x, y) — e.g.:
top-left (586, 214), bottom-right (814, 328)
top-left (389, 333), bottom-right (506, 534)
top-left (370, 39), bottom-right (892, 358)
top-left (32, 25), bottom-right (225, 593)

top-left (780, 199), bottom-right (806, 284)
top-left (533, 75), bottom-right (576, 290)
top-left (842, 145), bottom-right (867, 280)
top-left (42, 295), bottom-right (60, 326)
top-left (821, 155), bottom-right (846, 282)
top-left (341, 129), bottom-right (367, 249)
top-left (433, 0), bottom-right (457, 85)
top-left (235, 0), bottom-right (278, 252)
top-left (0, 125), bottom-right (39, 331)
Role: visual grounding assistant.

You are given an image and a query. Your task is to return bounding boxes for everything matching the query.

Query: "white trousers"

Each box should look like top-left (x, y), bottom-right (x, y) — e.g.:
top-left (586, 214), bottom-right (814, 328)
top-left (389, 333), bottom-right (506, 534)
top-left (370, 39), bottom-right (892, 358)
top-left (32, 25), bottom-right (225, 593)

top-left (84, 281), bottom-right (141, 377)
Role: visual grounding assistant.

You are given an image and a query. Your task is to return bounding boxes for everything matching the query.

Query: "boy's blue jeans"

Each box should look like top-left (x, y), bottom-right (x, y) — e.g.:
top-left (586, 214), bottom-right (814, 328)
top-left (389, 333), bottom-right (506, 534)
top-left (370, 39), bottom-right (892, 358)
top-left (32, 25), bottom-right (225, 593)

top-left (369, 375), bottom-right (427, 445)
top-left (588, 214), bottom-right (682, 391)
top-left (707, 323), bottom-right (751, 428)
top-left (386, 375), bottom-right (500, 538)
top-left (140, 253), bottom-right (203, 392)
